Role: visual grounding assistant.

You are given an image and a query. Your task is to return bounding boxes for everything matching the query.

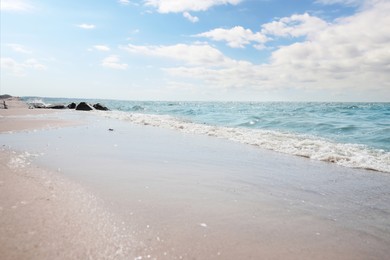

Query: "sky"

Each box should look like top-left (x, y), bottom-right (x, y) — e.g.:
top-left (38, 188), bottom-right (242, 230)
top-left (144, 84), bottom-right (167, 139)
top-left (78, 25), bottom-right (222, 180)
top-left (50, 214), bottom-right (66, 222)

top-left (1, 0), bottom-right (389, 101)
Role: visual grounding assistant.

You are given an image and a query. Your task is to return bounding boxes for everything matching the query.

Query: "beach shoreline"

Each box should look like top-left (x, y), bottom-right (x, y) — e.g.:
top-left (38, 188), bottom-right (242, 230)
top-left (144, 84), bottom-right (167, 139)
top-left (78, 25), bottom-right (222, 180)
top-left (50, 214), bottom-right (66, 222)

top-left (0, 97), bottom-right (80, 133)
top-left (1, 97), bottom-right (390, 259)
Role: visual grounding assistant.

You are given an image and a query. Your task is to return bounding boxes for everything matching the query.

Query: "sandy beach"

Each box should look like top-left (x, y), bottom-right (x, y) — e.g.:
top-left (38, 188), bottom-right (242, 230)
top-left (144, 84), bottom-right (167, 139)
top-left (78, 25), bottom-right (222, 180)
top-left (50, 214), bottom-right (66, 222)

top-left (0, 98), bottom-right (137, 259)
top-left (0, 97), bottom-right (79, 133)
top-left (1, 98), bottom-right (390, 259)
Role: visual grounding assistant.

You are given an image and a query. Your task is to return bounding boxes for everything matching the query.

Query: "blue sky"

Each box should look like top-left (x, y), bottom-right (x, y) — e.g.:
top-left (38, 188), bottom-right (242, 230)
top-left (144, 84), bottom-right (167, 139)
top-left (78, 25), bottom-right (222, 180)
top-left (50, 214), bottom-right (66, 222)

top-left (1, 0), bottom-right (389, 101)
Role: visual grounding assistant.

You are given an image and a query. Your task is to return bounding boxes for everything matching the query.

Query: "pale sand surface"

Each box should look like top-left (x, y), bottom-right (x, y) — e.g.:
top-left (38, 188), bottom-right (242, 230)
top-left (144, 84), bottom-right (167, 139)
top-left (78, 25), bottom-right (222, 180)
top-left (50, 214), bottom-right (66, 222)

top-left (1, 102), bottom-right (390, 259)
top-left (0, 98), bottom-right (78, 133)
top-left (0, 97), bottom-right (51, 115)
top-left (1, 99), bottom-right (138, 259)
top-left (0, 150), bottom-right (138, 260)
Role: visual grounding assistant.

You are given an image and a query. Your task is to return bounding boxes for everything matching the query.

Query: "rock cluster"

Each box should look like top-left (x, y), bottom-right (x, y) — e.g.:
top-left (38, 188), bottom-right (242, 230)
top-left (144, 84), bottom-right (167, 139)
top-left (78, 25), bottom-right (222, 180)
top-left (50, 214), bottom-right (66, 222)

top-left (29, 102), bottom-right (109, 111)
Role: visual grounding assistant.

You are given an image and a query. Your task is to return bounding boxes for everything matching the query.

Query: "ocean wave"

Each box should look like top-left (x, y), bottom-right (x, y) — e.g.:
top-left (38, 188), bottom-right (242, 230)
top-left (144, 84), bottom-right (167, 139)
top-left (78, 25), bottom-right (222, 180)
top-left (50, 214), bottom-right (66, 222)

top-left (131, 105), bottom-right (144, 111)
top-left (23, 97), bottom-right (52, 107)
top-left (99, 111), bottom-right (390, 173)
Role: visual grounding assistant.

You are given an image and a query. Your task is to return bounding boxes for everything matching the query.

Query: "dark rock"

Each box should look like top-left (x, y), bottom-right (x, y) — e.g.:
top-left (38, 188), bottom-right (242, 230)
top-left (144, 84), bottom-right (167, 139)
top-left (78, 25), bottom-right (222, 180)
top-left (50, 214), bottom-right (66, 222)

top-left (47, 104), bottom-right (66, 109)
top-left (67, 102), bottom-right (77, 109)
top-left (108, 128), bottom-right (114, 131)
top-left (93, 103), bottom-right (109, 111)
top-left (75, 102), bottom-right (94, 111)
top-left (0, 94), bottom-right (12, 100)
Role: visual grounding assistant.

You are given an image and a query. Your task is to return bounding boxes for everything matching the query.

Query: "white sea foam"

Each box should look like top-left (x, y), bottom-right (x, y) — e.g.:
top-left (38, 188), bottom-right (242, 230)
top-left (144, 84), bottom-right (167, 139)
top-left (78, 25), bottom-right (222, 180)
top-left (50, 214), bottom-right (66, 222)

top-left (100, 111), bottom-right (390, 173)
top-left (7, 151), bottom-right (38, 169)
top-left (24, 97), bottom-right (51, 107)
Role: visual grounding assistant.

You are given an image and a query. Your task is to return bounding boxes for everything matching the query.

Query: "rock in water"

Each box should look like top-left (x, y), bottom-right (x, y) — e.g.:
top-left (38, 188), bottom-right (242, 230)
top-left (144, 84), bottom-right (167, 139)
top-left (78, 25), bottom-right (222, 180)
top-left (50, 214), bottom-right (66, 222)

top-left (75, 102), bottom-right (94, 111)
top-left (93, 103), bottom-right (109, 111)
top-left (68, 102), bottom-right (77, 109)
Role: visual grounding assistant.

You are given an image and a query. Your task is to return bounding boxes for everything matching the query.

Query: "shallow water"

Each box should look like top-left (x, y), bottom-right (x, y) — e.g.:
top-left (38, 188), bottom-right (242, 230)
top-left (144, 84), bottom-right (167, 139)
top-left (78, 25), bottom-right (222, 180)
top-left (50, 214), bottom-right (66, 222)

top-left (23, 98), bottom-right (390, 172)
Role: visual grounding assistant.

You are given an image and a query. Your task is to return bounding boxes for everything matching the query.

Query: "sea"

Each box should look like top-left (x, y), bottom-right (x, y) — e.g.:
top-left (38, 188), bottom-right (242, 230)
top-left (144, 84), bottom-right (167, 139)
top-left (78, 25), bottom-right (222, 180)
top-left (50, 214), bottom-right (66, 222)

top-left (22, 97), bottom-right (390, 173)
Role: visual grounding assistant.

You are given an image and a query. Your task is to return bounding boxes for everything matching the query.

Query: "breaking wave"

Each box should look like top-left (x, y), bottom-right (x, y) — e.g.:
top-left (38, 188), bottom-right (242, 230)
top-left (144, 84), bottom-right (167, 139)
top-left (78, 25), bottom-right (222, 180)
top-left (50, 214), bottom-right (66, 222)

top-left (100, 111), bottom-right (390, 173)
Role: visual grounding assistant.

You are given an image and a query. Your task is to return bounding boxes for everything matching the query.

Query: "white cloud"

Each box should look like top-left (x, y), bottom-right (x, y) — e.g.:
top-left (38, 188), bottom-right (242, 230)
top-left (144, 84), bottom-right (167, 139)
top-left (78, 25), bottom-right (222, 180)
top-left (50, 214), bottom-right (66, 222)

top-left (1, 57), bottom-right (46, 76)
top-left (140, 0), bottom-right (390, 99)
top-left (118, 0), bottom-right (139, 6)
top-left (101, 55), bottom-right (128, 70)
top-left (261, 13), bottom-right (328, 39)
top-left (195, 14), bottom-right (327, 49)
top-left (195, 26), bottom-right (268, 48)
top-left (6, 43), bottom-right (32, 54)
top-left (164, 64), bottom-right (266, 90)
top-left (76, 24), bottom-right (96, 29)
top-left (183, 12), bottom-right (199, 23)
top-left (24, 59), bottom-right (46, 70)
top-left (0, 0), bottom-right (34, 12)
top-left (269, 0), bottom-right (390, 79)
top-left (1, 58), bottom-right (21, 73)
top-left (315, 0), bottom-right (364, 6)
top-left (118, 0), bottom-right (130, 5)
top-left (93, 45), bottom-right (111, 52)
top-left (144, 0), bottom-right (243, 13)
top-left (122, 43), bottom-right (241, 67)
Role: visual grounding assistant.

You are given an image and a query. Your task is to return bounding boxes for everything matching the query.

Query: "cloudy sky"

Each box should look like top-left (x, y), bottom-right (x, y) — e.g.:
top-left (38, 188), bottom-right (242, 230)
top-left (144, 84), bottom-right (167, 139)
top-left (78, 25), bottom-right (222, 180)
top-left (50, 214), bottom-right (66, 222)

top-left (1, 0), bottom-right (389, 101)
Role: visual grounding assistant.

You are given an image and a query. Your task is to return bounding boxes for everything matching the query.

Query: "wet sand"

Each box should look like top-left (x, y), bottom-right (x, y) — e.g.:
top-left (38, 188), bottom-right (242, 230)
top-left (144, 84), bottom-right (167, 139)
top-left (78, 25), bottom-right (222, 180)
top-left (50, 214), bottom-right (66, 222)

top-left (0, 98), bottom-right (78, 133)
top-left (0, 150), bottom-right (136, 260)
top-left (0, 98), bottom-right (137, 259)
top-left (1, 98), bottom-right (390, 259)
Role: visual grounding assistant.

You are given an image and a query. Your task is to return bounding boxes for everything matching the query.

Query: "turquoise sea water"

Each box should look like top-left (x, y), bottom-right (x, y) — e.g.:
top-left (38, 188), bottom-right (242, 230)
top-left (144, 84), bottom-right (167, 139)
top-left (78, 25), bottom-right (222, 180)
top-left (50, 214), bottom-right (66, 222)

top-left (23, 97), bottom-right (390, 172)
